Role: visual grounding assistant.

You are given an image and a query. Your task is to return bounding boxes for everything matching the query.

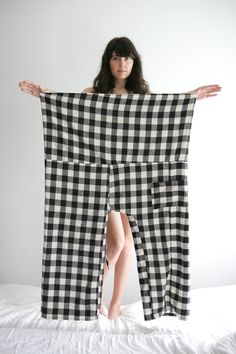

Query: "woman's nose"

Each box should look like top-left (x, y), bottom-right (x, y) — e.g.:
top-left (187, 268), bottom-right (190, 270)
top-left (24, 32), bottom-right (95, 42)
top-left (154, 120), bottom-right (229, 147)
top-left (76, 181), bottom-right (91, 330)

top-left (119, 58), bottom-right (126, 66)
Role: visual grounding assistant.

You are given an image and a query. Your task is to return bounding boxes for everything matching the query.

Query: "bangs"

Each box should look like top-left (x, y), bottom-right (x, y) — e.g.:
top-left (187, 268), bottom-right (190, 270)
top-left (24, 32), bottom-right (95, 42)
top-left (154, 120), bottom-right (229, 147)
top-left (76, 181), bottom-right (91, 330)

top-left (110, 40), bottom-right (136, 59)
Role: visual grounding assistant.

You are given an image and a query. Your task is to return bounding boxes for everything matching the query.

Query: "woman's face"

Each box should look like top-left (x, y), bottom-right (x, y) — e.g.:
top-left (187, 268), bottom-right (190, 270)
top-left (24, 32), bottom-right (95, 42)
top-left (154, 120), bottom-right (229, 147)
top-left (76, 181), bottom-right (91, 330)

top-left (109, 50), bottom-right (134, 81)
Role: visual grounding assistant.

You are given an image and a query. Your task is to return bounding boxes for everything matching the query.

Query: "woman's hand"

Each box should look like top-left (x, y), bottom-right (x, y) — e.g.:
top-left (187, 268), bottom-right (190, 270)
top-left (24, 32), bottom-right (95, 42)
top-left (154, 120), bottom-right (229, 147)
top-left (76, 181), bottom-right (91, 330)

top-left (189, 85), bottom-right (222, 100)
top-left (19, 80), bottom-right (51, 97)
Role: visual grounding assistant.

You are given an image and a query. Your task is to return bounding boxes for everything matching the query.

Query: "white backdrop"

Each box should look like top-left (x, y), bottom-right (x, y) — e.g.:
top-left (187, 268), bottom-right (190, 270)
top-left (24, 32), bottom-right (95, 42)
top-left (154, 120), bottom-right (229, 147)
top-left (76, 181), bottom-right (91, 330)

top-left (0, 0), bottom-right (235, 305)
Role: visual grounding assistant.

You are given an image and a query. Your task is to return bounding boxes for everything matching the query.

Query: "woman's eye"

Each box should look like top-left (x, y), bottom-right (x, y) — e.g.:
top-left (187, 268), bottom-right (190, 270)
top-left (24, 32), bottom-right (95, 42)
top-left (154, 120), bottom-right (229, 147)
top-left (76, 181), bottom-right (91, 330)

top-left (111, 56), bottom-right (132, 61)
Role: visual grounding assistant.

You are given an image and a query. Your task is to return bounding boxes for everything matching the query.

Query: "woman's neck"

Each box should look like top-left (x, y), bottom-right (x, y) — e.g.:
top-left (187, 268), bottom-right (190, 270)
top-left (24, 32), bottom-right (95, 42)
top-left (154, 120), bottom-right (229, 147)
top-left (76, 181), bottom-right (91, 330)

top-left (112, 80), bottom-right (129, 94)
top-left (112, 87), bottom-right (128, 94)
top-left (115, 79), bottom-right (126, 88)
top-left (112, 79), bottom-right (127, 93)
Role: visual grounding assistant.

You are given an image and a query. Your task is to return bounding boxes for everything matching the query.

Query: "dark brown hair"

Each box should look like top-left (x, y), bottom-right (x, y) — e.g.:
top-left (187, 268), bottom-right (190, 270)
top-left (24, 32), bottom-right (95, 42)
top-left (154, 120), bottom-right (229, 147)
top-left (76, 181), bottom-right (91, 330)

top-left (92, 37), bottom-right (151, 94)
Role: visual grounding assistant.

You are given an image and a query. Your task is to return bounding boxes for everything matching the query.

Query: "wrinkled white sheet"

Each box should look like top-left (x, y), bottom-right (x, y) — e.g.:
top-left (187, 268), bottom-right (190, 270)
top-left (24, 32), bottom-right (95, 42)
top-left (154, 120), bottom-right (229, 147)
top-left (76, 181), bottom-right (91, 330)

top-left (0, 283), bottom-right (236, 354)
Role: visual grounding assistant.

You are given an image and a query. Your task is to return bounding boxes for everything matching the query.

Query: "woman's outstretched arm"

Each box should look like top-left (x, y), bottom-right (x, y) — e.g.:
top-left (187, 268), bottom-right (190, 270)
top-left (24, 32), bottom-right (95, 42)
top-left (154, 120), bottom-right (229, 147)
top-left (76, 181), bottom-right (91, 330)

top-left (19, 80), bottom-right (55, 97)
top-left (19, 81), bottom-right (96, 96)
top-left (186, 84), bottom-right (222, 100)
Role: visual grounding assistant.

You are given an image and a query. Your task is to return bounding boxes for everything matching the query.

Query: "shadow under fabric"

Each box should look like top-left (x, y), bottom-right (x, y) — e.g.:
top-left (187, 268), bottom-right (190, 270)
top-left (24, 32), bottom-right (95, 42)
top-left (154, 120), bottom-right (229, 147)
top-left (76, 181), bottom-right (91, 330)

top-left (39, 92), bottom-right (196, 321)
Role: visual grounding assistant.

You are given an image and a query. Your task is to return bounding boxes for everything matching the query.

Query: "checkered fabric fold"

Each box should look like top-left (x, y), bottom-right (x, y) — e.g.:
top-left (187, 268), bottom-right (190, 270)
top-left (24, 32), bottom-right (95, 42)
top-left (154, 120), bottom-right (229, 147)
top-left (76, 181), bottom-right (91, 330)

top-left (39, 92), bottom-right (196, 321)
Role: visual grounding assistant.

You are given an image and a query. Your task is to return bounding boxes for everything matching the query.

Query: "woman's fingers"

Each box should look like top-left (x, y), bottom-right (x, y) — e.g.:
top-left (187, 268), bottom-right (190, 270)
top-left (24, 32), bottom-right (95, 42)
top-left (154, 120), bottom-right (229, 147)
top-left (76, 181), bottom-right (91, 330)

top-left (202, 84), bottom-right (221, 89)
top-left (20, 87), bottom-right (32, 94)
top-left (19, 80), bottom-right (32, 87)
top-left (209, 85), bottom-right (221, 92)
top-left (200, 85), bottom-right (221, 93)
top-left (203, 84), bottom-right (220, 88)
top-left (19, 84), bottom-right (33, 94)
top-left (195, 85), bottom-right (222, 100)
top-left (19, 80), bottom-right (39, 89)
top-left (19, 83), bottom-right (32, 92)
top-left (19, 80), bottom-right (41, 96)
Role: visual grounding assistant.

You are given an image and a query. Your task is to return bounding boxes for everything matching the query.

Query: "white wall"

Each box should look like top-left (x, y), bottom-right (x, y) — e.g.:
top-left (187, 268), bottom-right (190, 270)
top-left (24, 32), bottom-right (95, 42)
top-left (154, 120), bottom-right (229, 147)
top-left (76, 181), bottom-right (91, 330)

top-left (0, 0), bottom-right (235, 305)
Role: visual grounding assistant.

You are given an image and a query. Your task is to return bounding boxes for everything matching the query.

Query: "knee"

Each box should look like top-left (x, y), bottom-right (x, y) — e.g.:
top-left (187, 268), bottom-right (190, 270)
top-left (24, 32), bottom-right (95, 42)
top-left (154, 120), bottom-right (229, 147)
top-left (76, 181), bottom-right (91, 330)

top-left (122, 232), bottom-right (134, 252)
top-left (107, 235), bottom-right (125, 256)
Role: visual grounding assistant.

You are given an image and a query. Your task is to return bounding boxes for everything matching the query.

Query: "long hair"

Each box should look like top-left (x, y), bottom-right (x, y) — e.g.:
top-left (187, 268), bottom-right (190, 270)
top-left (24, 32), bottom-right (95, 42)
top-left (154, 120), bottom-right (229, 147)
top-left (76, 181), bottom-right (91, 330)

top-left (92, 37), bottom-right (151, 94)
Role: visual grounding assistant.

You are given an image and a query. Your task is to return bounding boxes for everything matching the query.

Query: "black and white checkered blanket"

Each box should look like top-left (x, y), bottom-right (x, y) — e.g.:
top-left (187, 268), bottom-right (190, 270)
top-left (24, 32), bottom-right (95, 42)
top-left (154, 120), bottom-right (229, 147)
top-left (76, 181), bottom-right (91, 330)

top-left (39, 93), bottom-right (196, 321)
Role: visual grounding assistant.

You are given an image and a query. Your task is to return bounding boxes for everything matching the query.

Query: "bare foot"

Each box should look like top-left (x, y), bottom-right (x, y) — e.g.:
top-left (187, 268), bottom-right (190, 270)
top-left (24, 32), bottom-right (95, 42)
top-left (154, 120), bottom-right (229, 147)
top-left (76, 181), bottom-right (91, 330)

top-left (108, 303), bottom-right (121, 320)
top-left (99, 303), bottom-right (108, 317)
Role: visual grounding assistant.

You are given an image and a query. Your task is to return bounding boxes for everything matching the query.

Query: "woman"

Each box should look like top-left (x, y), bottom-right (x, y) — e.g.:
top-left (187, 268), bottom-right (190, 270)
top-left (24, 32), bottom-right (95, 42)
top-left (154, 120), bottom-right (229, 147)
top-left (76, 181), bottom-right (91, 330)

top-left (19, 36), bottom-right (221, 320)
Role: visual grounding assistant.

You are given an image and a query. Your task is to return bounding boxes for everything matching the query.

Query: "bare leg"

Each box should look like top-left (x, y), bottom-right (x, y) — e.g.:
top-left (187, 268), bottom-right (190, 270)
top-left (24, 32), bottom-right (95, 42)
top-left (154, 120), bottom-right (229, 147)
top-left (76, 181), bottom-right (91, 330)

top-left (108, 212), bottom-right (134, 320)
top-left (99, 211), bottom-right (125, 316)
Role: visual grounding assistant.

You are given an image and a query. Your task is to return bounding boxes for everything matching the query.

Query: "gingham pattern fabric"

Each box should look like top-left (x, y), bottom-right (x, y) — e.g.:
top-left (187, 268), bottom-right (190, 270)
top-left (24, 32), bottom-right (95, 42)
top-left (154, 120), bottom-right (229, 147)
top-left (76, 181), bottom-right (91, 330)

top-left (39, 92), bottom-right (196, 321)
